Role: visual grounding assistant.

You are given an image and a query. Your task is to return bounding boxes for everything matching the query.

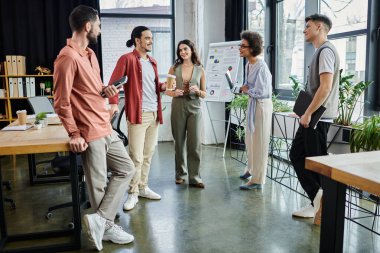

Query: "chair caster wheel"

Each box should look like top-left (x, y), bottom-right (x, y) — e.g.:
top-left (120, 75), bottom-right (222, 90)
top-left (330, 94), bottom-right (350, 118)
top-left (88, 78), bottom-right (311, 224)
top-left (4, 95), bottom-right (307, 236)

top-left (115, 213), bottom-right (120, 221)
top-left (68, 222), bottom-right (74, 229)
top-left (45, 212), bottom-right (52, 219)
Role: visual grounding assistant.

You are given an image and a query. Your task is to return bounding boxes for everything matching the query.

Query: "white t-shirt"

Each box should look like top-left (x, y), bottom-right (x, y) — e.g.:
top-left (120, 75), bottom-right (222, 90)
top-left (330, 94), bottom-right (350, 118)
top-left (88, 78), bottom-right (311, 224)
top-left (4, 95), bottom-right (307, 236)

top-left (140, 58), bottom-right (158, 112)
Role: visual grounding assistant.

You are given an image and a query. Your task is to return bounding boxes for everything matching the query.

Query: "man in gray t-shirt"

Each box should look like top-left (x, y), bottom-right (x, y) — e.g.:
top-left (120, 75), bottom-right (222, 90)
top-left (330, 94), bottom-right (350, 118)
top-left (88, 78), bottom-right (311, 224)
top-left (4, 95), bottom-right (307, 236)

top-left (289, 14), bottom-right (340, 225)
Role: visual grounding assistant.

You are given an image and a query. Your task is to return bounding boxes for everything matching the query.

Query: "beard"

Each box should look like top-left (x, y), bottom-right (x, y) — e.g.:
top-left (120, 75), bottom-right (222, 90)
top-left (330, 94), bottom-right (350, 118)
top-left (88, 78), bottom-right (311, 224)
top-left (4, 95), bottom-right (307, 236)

top-left (87, 28), bottom-right (98, 44)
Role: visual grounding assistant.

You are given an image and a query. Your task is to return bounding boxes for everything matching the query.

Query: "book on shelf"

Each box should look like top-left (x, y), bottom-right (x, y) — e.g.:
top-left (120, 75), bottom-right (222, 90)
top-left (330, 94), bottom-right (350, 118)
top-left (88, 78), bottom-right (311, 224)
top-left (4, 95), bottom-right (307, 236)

top-left (11, 56), bottom-right (17, 75)
top-left (293, 90), bottom-right (326, 129)
top-left (16, 56), bottom-right (26, 75)
top-left (5, 56), bottom-right (12, 75)
top-left (17, 78), bottom-right (23, 97)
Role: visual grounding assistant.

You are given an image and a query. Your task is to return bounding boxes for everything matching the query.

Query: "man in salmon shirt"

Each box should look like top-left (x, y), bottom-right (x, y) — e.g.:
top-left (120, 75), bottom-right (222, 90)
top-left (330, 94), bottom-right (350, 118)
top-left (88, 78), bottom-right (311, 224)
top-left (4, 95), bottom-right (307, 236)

top-left (54, 5), bottom-right (135, 251)
top-left (108, 26), bottom-right (167, 211)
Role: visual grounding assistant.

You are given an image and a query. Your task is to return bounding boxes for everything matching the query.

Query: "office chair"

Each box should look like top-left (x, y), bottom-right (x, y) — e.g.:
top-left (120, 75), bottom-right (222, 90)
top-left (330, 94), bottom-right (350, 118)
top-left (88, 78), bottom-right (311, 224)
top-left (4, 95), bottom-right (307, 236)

top-left (27, 97), bottom-right (67, 182)
top-left (45, 155), bottom-right (90, 228)
top-left (45, 98), bottom-right (128, 224)
top-left (2, 181), bottom-right (16, 209)
top-left (111, 97), bottom-right (128, 146)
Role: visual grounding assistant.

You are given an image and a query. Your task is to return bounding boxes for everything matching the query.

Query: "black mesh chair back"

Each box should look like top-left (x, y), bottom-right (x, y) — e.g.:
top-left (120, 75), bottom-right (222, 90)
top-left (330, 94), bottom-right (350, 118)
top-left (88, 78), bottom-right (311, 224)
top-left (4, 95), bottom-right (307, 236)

top-left (111, 96), bottom-right (128, 147)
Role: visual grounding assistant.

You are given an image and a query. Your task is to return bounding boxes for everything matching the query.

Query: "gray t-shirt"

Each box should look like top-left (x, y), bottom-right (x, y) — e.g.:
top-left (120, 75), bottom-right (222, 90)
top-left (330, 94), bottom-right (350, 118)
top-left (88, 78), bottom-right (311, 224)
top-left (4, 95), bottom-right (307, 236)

top-left (319, 48), bottom-right (335, 75)
top-left (140, 58), bottom-right (158, 112)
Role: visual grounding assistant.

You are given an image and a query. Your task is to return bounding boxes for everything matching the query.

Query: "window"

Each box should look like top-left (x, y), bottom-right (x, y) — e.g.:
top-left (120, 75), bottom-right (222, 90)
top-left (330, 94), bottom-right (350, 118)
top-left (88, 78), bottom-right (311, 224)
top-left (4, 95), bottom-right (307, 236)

top-left (321, 0), bottom-right (369, 119)
top-left (99, 0), bottom-right (174, 84)
top-left (320, 0), bottom-right (368, 34)
top-left (247, 0), bottom-right (266, 37)
top-left (100, 0), bottom-right (172, 15)
top-left (330, 35), bottom-right (367, 121)
top-left (275, 0), bottom-right (305, 90)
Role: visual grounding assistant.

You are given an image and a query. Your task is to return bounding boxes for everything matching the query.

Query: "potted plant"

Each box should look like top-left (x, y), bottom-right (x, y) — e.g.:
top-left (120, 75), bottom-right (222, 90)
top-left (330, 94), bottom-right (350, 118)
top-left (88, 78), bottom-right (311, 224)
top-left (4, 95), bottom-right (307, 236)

top-left (349, 116), bottom-right (380, 153)
top-left (289, 76), bottom-right (304, 99)
top-left (334, 69), bottom-right (373, 126)
top-left (227, 94), bottom-right (248, 141)
top-left (34, 112), bottom-right (47, 129)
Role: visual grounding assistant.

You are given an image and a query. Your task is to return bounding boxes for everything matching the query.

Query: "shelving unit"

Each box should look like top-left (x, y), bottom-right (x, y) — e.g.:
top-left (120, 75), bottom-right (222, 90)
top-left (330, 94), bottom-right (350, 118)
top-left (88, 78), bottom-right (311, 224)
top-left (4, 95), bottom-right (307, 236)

top-left (0, 62), bottom-right (53, 127)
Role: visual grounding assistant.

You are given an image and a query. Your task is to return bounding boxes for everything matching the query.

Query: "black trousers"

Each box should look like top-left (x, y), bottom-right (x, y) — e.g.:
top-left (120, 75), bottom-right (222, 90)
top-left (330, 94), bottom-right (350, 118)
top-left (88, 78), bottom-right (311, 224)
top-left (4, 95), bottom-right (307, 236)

top-left (289, 121), bottom-right (330, 202)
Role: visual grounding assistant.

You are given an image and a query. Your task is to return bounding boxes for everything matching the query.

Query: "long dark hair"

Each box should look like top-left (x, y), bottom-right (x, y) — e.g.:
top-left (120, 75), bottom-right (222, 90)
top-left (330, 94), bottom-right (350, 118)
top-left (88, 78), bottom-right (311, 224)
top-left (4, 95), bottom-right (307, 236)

top-left (126, 26), bottom-right (150, 47)
top-left (173, 39), bottom-right (202, 69)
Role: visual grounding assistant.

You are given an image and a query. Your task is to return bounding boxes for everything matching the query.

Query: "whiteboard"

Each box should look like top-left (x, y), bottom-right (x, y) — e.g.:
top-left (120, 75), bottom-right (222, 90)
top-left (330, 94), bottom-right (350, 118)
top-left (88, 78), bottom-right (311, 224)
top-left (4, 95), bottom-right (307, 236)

top-left (205, 41), bottom-right (243, 102)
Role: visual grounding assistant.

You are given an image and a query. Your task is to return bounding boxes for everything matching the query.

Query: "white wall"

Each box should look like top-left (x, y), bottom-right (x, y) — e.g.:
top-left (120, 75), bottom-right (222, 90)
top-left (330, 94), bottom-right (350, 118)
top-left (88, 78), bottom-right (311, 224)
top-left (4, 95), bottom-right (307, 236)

top-left (109, 0), bottom-right (227, 143)
top-left (160, 0), bottom-right (226, 144)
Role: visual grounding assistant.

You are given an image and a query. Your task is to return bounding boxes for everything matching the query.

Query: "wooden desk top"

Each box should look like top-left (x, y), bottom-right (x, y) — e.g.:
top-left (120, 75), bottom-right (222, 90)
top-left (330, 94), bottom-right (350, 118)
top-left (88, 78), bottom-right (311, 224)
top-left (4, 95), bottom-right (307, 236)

top-left (306, 151), bottom-right (380, 196)
top-left (0, 124), bottom-right (70, 155)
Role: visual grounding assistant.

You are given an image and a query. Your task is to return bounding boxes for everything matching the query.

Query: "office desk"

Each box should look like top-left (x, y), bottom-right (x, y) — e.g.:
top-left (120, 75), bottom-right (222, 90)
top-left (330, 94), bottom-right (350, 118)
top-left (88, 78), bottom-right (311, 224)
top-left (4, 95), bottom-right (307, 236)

top-left (0, 124), bottom-right (81, 252)
top-left (306, 151), bottom-right (380, 253)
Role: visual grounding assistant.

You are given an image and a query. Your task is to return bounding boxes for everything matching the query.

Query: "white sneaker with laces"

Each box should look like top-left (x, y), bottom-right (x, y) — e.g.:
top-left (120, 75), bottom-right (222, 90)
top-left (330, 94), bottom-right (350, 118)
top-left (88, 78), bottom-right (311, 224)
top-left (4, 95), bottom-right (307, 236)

top-left (139, 186), bottom-right (161, 200)
top-left (123, 193), bottom-right (139, 211)
top-left (84, 213), bottom-right (106, 251)
top-left (103, 223), bottom-right (134, 244)
top-left (292, 204), bottom-right (315, 218)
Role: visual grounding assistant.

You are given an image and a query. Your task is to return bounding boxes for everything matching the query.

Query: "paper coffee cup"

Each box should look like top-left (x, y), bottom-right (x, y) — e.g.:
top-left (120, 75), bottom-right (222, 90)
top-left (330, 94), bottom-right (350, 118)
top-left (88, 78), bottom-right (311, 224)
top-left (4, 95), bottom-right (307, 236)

top-left (16, 110), bottom-right (27, 125)
top-left (166, 74), bottom-right (176, 90)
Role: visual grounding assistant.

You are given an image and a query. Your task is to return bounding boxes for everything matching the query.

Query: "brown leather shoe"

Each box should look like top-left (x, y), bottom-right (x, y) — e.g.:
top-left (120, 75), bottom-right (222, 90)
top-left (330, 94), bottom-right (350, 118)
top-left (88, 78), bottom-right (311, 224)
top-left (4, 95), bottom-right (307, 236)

top-left (175, 179), bottom-right (185, 185)
top-left (314, 196), bottom-right (322, 225)
top-left (189, 182), bottom-right (205, 189)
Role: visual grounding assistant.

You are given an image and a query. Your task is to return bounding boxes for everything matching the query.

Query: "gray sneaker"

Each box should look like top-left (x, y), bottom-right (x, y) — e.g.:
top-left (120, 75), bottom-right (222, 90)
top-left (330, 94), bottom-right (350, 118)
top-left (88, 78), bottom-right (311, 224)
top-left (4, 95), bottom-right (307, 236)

top-left (84, 213), bottom-right (106, 251)
top-left (103, 223), bottom-right (134, 244)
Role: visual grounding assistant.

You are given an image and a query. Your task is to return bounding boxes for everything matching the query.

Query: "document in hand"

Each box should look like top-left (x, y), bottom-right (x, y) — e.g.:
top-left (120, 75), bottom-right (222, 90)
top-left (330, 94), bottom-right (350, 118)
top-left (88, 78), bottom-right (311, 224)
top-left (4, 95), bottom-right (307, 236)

top-left (293, 90), bottom-right (326, 129)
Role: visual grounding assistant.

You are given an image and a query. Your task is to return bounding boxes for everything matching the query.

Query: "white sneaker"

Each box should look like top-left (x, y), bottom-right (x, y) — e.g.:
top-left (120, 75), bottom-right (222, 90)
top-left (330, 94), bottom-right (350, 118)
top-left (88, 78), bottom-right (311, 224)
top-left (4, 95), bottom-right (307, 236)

top-left (313, 189), bottom-right (323, 225)
top-left (292, 204), bottom-right (315, 218)
top-left (139, 186), bottom-right (161, 200)
top-left (84, 213), bottom-right (106, 251)
top-left (103, 223), bottom-right (134, 244)
top-left (123, 193), bottom-right (139, 211)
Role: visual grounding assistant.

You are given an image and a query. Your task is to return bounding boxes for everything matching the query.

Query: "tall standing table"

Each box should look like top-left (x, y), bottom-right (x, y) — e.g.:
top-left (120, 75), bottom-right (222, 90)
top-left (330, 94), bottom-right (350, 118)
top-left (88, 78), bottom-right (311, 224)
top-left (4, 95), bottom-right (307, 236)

top-left (0, 124), bottom-right (81, 252)
top-left (305, 151), bottom-right (380, 253)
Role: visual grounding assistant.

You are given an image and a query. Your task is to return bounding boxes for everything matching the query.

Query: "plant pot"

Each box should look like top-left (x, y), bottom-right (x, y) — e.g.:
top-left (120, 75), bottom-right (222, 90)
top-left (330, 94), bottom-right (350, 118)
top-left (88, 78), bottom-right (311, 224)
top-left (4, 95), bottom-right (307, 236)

top-left (33, 124), bottom-right (42, 130)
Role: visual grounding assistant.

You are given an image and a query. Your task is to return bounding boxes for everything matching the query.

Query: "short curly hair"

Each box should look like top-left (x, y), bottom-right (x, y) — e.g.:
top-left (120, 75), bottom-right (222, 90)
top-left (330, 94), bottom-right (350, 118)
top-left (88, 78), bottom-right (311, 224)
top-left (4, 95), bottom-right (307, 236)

top-left (240, 30), bottom-right (263, 57)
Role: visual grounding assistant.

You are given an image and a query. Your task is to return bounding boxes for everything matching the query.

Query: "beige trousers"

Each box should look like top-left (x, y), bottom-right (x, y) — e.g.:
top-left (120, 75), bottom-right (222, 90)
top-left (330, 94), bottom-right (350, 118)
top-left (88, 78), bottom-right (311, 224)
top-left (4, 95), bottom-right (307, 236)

top-left (81, 130), bottom-right (135, 221)
top-left (127, 112), bottom-right (159, 194)
top-left (245, 98), bottom-right (273, 184)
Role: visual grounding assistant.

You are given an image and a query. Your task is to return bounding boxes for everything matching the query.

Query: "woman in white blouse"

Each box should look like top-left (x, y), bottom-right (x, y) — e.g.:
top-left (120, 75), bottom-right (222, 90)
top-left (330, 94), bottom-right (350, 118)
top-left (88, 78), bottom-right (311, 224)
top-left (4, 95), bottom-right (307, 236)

top-left (238, 31), bottom-right (273, 190)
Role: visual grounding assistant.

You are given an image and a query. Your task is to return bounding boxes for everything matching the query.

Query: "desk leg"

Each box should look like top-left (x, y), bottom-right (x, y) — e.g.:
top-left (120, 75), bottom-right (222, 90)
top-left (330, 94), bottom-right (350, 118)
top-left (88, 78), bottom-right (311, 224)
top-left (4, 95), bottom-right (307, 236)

top-left (320, 176), bottom-right (346, 253)
top-left (28, 154), bottom-right (36, 185)
top-left (70, 152), bottom-right (81, 248)
top-left (0, 161), bottom-right (8, 246)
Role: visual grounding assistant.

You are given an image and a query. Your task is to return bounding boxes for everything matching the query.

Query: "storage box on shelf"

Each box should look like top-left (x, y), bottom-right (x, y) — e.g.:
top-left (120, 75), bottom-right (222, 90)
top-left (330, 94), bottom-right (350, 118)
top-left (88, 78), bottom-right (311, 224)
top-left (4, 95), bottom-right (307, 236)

top-left (0, 61), bottom-right (53, 128)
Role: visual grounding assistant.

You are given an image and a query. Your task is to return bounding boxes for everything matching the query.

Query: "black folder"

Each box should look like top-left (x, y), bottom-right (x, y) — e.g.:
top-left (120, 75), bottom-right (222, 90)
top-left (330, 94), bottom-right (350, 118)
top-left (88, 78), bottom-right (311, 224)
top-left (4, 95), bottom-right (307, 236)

top-left (293, 90), bottom-right (326, 129)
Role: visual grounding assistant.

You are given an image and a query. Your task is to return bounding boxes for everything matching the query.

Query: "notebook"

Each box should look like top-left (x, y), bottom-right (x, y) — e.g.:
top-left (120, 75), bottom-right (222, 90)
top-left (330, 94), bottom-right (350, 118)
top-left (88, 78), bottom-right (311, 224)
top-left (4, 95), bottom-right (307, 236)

top-left (293, 90), bottom-right (326, 129)
top-left (1, 125), bottom-right (32, 131)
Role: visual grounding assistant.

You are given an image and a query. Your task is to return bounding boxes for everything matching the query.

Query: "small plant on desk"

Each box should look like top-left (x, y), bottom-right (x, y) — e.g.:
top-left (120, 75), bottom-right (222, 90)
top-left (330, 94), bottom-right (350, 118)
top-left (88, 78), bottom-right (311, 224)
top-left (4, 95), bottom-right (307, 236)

top-left (34, 112), bottom-right (47, 129)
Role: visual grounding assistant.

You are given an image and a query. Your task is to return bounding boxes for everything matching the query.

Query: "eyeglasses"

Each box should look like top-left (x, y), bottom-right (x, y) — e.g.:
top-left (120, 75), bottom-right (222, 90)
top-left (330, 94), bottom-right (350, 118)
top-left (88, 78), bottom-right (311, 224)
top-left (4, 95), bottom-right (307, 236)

top-left (238, 44), bottom-right (250, 49)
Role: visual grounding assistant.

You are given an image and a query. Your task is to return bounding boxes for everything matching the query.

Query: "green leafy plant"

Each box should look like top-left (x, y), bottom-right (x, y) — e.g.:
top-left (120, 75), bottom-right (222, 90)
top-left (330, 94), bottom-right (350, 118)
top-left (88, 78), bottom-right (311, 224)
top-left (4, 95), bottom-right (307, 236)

top-left (334, 69), bottom-right (373, 126)
top-left (272, 94), bottom-right (292, 112)
top-left (35, 112), bottom-right (47, 124)
top-left (350, 116), bottom-right (380, 153)
top-left (289, 76), bottom-right (304, 99)
top-left (227, 95), bottom-right (248, 141)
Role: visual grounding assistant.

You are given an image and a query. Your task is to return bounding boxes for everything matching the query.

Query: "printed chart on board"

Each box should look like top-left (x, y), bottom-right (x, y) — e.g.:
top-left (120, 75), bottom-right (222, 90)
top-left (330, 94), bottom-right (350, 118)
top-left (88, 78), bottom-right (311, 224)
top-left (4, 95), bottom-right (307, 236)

top-left (205, 41), bottom-right (243, 102)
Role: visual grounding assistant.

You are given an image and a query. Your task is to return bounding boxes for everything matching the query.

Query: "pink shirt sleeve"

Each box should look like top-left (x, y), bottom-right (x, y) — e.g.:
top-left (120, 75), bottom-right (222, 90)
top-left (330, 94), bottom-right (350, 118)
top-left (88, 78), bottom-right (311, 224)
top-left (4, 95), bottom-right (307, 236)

top-left (53, 54), bottom-right (81, 138)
